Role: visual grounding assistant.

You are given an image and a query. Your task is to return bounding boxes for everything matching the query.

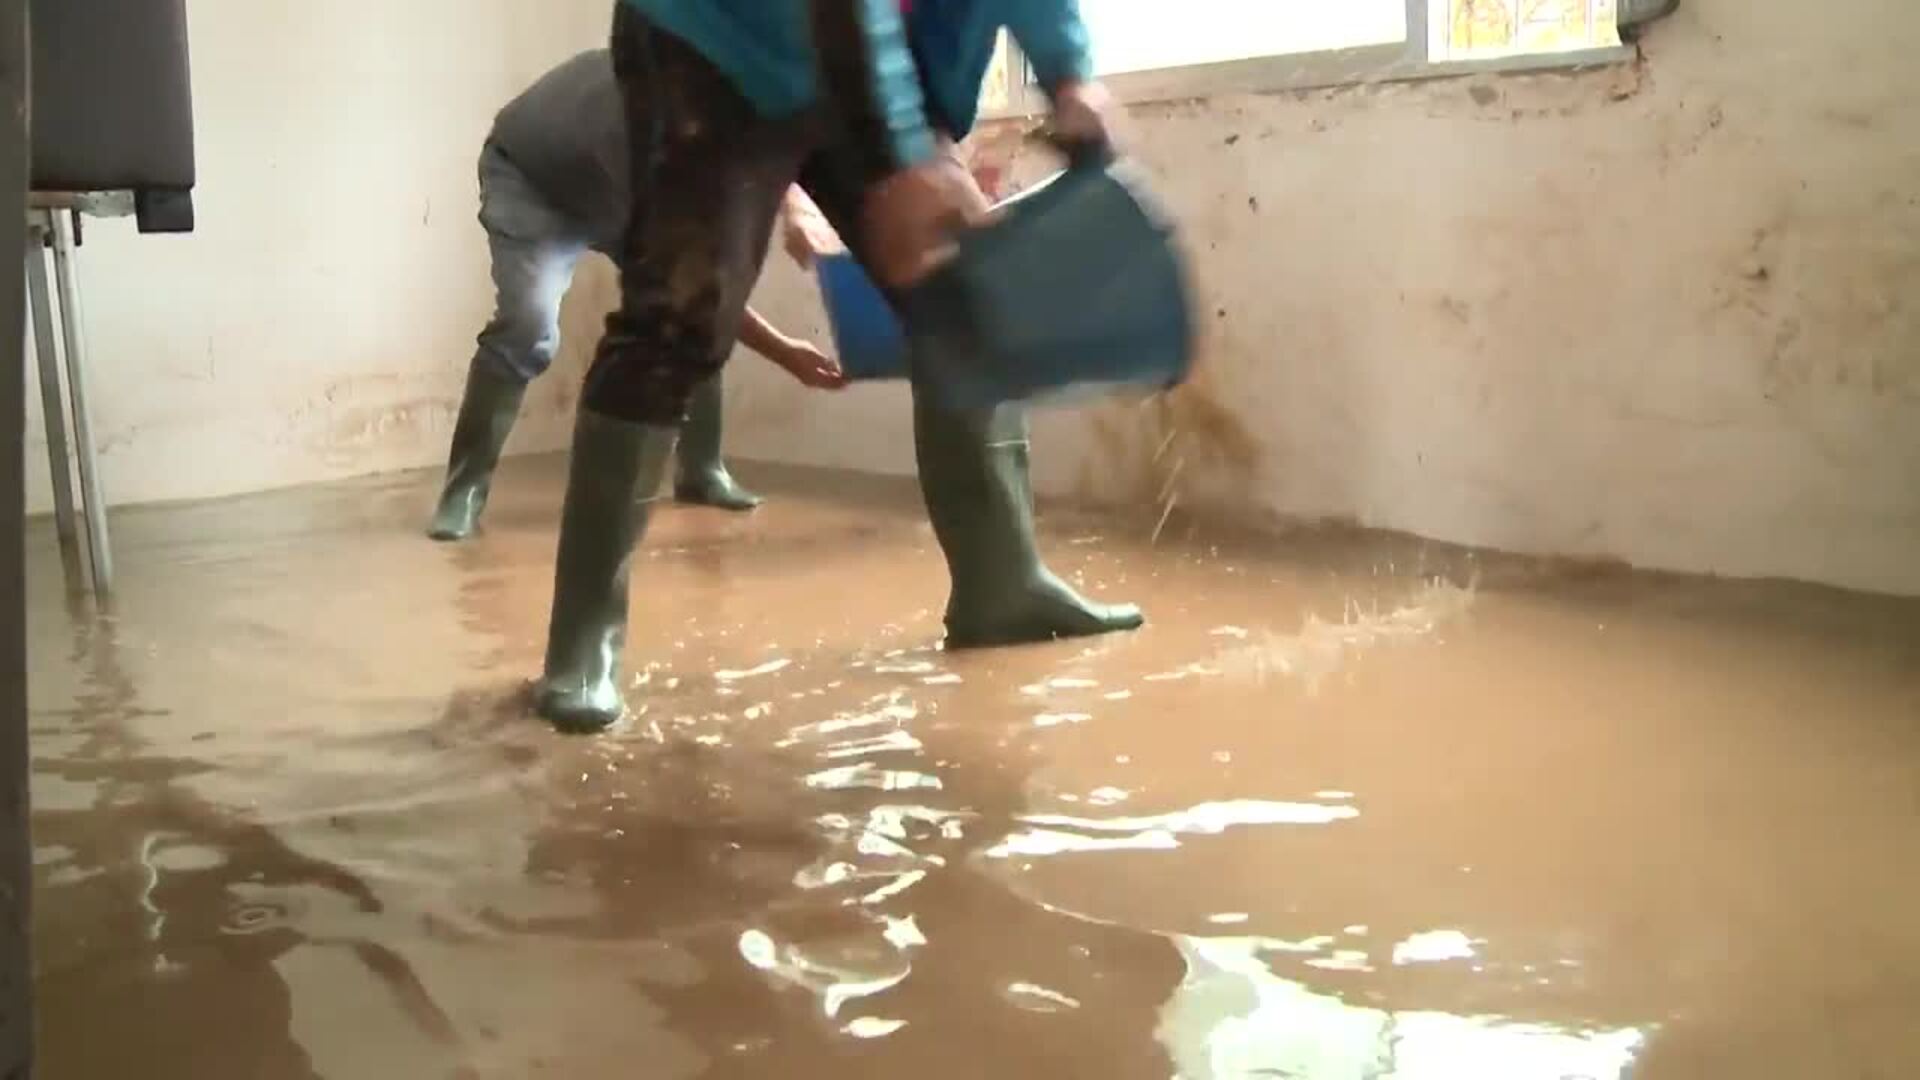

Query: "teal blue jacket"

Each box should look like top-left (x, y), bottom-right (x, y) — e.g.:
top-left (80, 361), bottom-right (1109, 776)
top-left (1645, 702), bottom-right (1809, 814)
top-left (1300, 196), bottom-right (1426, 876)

top-left (619, 0), bottom-right (1092, 168)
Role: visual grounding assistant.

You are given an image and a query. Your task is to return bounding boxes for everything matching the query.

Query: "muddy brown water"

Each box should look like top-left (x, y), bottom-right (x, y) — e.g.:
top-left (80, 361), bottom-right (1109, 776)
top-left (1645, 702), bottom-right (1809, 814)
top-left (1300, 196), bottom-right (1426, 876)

top-left (25, 457), bottom-right (1920, 1078)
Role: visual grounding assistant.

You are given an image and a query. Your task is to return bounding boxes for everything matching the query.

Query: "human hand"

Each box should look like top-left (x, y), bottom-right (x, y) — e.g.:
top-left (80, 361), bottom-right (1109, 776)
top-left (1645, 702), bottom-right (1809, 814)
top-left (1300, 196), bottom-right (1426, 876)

top-left (860, 154), bottom-right (991, 289)
top-left (780, 188), bottom-right (844, 269)
top-left (775, 340), bottom-right (848, 390)
top-left (1046, 79), bottom-right (1123, 160)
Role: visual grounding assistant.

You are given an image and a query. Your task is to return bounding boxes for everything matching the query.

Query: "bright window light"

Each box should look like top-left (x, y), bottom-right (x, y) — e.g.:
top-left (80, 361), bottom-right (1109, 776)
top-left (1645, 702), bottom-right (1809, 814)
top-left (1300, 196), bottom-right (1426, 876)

top-left (1429, 0), bottom-right (1621, 62)
top-left (1076, 0), bottom-right (1410, 76)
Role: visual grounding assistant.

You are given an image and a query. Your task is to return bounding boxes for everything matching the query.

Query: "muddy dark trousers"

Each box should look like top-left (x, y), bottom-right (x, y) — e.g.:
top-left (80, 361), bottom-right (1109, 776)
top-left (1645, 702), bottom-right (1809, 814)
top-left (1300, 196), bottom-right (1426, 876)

top-left (538, 16), bottom-right (802, 730)
top-left (535, 10), bottom-right (1138, 732)
top-left (574, 5), bottom-right (941, 428)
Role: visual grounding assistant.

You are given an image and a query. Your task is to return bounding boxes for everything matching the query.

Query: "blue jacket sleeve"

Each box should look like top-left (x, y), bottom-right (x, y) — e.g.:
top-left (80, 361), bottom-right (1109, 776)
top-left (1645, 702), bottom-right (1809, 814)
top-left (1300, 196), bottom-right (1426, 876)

top-left (808, 0), bottom-right (938, 171)
top-left (1002, 0), bottom-right (1094, 92)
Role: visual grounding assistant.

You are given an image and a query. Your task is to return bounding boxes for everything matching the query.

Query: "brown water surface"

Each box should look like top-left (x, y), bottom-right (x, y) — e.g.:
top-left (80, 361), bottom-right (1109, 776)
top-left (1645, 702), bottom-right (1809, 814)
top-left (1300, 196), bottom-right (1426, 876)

top-left (26, 458), bottom-right (1920, 1078)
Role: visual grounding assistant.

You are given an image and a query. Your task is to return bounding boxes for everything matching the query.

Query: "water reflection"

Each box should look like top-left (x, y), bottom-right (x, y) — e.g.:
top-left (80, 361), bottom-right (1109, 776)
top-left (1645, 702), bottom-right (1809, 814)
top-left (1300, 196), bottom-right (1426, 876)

top-left (988, 799), bottom-right (1360, 859)
top-left (1159, 936), bottom-right (1647, 1079)
top-left (738, 922), bottom-right (914, 1019)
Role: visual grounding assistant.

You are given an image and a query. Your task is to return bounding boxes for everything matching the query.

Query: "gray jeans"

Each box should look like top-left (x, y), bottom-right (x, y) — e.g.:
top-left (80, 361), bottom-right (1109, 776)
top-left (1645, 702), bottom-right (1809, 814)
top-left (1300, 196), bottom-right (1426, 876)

top-left (472, 140), bottom-right (613, 384)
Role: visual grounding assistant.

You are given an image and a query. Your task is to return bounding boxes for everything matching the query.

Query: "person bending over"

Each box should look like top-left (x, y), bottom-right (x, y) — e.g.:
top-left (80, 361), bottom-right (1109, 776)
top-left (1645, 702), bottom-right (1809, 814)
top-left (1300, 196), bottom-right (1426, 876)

top-left (428, 49), bottom-right (845, 542)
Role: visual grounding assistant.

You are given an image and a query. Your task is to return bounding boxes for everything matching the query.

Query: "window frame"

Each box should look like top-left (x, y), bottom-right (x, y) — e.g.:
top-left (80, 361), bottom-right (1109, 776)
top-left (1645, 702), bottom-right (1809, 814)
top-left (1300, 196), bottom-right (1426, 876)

top-left (983, 0), bottom-right (1646, 120)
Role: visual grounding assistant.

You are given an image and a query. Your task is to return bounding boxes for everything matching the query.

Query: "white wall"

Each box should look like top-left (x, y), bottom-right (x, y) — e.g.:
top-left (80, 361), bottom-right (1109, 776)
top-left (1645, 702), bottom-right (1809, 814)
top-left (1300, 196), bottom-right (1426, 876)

top-left (38, 0), bottom-right (1920, 598)
top-left (24, 0), bottom-right (610, 513)
top-left (727, 0), bottom-right (1920, 596)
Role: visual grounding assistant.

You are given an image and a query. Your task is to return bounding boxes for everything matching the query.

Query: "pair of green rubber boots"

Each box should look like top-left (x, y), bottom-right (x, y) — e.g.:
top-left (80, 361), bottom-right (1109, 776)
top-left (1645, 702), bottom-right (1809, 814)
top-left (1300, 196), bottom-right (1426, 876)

top-left (428, 361), bottom-right (1144, 734)
top-left (534, 398), bottom-right (1142, 732)
top-left (427, 363), bottom-right (759, 542)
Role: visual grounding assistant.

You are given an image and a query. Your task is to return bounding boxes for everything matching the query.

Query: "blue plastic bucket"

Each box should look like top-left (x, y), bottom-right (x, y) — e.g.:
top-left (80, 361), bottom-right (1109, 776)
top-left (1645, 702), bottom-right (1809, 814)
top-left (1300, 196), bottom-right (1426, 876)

top-left (902, 161), bottom-right (1194, 409)
top-left (817, 253), bottom-right (909, 381)
top-left (815, 160), bottom-right (1194, 407)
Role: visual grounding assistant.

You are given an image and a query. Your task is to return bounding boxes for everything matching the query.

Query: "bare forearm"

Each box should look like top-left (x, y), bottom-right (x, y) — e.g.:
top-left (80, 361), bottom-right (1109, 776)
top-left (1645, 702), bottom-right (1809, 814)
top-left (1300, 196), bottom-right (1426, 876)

top-left (737, 307), bottom-right (848, 390)
top-left (738, 307), bottom-right (793, 362)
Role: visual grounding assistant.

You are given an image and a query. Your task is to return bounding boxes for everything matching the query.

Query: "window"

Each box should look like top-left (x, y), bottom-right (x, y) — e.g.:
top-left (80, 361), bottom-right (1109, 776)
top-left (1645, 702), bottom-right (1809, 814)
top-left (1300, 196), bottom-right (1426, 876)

top-left (1431, 0), bottom-right (1621, 63)
top-left (984, 0), bottom-right (1641, 116)
top-left (1079, 0), bottom-right (1409, 76)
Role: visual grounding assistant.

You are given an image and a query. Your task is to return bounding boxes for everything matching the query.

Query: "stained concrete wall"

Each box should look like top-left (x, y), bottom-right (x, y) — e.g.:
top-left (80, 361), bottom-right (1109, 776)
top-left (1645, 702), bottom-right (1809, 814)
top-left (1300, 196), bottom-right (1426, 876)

top-left (21, 0), bottom-right (609, 514)
top-left (726, 0), bottom-right (1920, 597)
top-left (31, 0), bottom-right (1920, 598)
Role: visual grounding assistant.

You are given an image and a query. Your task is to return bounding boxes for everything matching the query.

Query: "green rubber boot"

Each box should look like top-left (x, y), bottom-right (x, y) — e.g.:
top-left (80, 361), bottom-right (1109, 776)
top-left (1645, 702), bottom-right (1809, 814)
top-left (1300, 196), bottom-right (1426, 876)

top-left (913, 389), bottom-right (1144, 648)
top-left (673, 376), bottom-right (761, 511)
top-left (535, 410), bottom-right (677, 733)
top-left (427, 362), bottom-right (528, 541)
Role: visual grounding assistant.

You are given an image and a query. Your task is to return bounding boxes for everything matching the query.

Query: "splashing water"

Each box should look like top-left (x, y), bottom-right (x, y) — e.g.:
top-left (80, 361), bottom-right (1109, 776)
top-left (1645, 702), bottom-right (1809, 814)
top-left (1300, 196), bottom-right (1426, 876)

top-left (1212, 578), bottom-right (1478, 693)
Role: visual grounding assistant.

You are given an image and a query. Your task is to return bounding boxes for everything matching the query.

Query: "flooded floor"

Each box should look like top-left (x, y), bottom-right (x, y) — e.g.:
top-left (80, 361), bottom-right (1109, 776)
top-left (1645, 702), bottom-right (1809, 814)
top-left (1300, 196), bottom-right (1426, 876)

top-left (25, 455), bottom-right (1920, 1079)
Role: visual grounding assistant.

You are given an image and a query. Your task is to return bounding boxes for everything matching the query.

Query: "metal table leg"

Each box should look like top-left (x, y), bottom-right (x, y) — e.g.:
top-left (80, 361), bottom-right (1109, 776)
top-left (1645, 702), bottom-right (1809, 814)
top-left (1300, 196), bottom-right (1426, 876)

top-left (23, 211), bottom-right (79, 550)
top-left (47, 210), bottom-right (111, 593)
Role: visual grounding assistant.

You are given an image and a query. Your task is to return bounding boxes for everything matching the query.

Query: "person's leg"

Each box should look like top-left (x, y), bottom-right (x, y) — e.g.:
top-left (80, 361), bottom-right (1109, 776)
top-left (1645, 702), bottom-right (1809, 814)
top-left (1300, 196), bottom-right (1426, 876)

top-left (538, 8), bottom-right (804, 732)
top-left (429, 144), bottom-right (585, 540)
top-left (673, 373), bottom-right (761, 510)
top-left (907, 397), bottom-right (1142, 645)
top-left (798, 148), bottom-right (1143, 647)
